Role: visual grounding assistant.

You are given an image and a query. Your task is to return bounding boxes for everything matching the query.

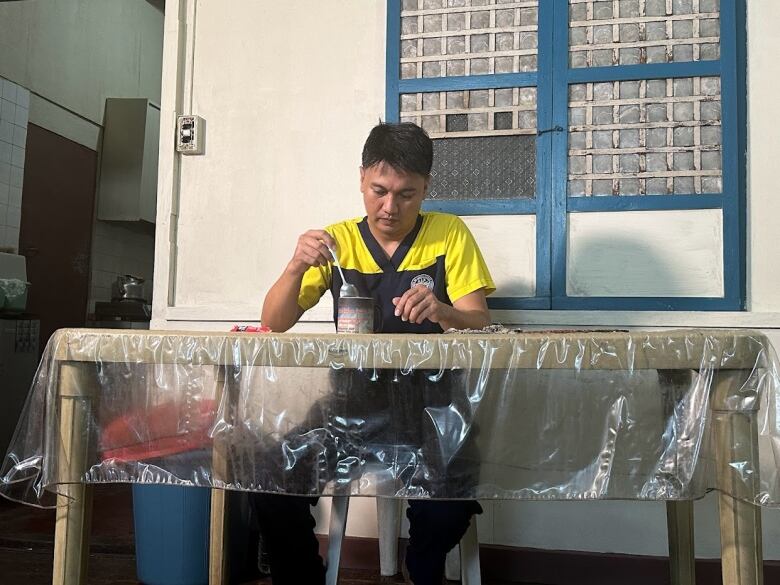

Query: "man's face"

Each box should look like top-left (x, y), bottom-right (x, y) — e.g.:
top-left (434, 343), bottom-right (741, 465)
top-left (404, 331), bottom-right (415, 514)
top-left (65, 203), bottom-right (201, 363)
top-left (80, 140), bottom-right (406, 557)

top-left (360, 162), bottom-right (429, 241)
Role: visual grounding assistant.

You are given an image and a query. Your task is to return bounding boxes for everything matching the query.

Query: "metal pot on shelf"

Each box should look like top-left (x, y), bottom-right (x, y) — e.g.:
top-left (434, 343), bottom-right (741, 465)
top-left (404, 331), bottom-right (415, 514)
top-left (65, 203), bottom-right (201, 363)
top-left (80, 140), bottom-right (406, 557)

top-left (111, 274), bottom-right (146, 302)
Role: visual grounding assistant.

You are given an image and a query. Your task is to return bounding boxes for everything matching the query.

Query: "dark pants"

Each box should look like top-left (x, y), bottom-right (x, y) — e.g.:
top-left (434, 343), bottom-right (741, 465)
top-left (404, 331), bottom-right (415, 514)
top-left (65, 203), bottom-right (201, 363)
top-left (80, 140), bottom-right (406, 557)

top-left (249, 493), bottom-right (481, 585)
top-left (250, 493), bottom-right (325, 585)
top-left (405, 499), bottom-right (483, 584)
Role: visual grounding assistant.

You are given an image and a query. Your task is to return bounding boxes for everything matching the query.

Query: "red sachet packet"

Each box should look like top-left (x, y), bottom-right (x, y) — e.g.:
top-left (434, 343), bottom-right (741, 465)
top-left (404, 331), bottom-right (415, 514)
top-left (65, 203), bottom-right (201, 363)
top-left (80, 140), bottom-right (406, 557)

top-left (230, 325), bottom-right (271, 333)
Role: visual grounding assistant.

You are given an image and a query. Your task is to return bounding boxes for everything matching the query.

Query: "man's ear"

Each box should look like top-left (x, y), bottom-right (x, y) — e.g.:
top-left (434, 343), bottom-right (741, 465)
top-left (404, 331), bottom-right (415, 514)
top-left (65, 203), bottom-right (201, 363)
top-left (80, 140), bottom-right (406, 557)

top-left (423, 174), bottom-right (431, 197)
top-left (359, 166), bottom-right (365, 187)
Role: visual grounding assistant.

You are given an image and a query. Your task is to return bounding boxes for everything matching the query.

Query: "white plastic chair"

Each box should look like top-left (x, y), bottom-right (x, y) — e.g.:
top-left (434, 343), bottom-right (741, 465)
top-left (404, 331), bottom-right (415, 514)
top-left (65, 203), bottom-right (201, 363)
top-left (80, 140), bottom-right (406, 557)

top-left (325, 496), bottom-right (481, 585)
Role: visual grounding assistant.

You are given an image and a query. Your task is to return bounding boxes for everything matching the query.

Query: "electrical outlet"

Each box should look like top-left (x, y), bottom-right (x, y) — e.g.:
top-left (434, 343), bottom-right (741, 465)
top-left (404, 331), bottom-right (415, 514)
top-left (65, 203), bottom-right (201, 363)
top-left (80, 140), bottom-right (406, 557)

top-left (176, 115), bottom-right (205, 155)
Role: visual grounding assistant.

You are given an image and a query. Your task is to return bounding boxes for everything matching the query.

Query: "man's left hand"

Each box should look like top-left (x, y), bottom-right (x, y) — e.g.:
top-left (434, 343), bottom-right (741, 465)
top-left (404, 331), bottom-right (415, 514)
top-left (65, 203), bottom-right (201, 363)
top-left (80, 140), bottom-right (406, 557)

top-left (392, 285), bottom-right (449, 325)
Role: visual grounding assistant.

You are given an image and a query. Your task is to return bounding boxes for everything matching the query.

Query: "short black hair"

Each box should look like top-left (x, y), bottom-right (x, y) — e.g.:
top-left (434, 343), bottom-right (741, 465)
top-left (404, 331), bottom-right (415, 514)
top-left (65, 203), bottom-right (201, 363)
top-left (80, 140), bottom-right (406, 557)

top-left (361, 122), bottom-right (433, 177)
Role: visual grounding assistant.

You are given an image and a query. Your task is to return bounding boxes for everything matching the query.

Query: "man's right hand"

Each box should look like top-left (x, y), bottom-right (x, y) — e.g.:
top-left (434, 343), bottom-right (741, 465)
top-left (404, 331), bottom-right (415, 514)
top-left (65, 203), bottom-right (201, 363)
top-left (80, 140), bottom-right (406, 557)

top-left (263, 228), bottom-right (334, 331)
top-left (287, 229), bottom-right (336, 276)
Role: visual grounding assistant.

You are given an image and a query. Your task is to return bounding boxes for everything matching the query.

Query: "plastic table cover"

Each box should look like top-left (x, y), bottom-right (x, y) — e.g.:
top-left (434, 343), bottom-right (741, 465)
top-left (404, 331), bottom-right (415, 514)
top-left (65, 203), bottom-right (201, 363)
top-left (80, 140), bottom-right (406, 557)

top-left (1, 327), bottom-right (778, 509)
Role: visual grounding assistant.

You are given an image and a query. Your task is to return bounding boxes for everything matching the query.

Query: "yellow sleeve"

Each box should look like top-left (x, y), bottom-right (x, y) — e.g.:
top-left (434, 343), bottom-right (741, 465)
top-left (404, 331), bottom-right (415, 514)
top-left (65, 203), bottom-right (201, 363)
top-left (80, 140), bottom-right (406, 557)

top-left (444, 216), bottom-right (496, 303)
top-left (296, 225), bottom-right (339, 311)
top-left (297, 263), bottom-right (331, 311)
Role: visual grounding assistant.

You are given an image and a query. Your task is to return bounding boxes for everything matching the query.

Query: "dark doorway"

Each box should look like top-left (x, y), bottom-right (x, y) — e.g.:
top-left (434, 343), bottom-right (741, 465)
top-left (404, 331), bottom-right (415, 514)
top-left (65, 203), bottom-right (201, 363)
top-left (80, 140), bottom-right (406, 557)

top-left (19, 124), bottom-right (96, 349)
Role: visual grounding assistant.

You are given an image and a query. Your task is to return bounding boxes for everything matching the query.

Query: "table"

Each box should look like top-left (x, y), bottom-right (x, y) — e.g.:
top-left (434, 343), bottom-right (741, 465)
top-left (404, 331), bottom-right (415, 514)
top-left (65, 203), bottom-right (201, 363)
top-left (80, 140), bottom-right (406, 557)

top-left (1, 328), bottom-right (777, 585)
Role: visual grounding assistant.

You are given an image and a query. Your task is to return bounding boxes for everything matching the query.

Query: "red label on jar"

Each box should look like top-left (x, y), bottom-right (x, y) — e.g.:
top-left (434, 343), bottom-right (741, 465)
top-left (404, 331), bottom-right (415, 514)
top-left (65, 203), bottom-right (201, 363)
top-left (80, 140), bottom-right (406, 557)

top-left (337, 297), bottom-right (374, 334)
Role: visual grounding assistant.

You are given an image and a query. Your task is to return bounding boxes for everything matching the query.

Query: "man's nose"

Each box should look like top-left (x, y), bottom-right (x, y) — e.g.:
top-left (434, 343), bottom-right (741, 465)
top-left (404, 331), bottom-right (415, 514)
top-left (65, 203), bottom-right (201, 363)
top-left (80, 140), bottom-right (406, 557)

top-left (382, 194), bottom-right (399, 214)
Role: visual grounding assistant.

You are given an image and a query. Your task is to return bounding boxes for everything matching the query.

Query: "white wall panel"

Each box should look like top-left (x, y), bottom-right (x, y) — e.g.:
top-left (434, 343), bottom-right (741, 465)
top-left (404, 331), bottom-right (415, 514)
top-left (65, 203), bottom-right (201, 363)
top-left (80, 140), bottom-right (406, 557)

top-left (747, 1), bottom-right (780, 311)
top-left (463, 215), bottom-right (536, 298)
top-left (567, 209), bottom-right (724, 297)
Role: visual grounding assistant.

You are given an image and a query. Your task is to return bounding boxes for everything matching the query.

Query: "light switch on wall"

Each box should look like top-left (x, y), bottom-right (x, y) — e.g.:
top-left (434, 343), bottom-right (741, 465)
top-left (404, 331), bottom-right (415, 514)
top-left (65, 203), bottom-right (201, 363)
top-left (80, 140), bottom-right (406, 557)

top-left (176, 115), bottom-right (205, 155)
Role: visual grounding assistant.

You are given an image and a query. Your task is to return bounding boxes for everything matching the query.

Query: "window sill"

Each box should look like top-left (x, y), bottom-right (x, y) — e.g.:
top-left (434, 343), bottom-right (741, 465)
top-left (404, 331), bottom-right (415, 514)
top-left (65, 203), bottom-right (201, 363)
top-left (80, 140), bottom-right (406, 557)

top-left (156, 303), bottom-right (780, 330)
top-left (489, 310), bottom-right (780, 329)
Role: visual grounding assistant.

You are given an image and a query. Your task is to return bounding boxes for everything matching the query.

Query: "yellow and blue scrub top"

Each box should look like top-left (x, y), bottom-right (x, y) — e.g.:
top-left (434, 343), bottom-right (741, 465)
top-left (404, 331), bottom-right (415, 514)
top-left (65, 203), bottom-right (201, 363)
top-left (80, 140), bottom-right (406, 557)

top-left (297, 211), bottom-right (496, 334)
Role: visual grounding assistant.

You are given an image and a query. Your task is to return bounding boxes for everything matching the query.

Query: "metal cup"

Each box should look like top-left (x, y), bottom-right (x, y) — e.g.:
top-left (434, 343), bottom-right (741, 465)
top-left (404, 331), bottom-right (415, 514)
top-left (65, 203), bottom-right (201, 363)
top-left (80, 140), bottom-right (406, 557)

top-left (336, 296), bottom-right (374, 333)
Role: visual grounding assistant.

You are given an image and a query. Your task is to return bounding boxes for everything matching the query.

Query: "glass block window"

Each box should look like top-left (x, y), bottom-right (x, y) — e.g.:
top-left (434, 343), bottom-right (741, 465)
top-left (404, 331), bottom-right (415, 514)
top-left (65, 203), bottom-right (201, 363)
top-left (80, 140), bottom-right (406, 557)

top-left (400, 0), bottom-right (540, 79)
top-left (400, 87), bottom-right (537, 137)
top-left (567, 77), bottom-right (722, 196)
top-left (569, 0), bottom-right (721, 68)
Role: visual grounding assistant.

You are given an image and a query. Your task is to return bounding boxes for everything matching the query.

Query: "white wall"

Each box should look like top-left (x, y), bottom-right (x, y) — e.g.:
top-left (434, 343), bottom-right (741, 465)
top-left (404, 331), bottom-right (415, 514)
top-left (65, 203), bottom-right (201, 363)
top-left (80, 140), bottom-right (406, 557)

top-left (0, 0), bottom-right (163, 129)
top-left (151, 0), bottom-right (780, 561)
top-left (0, 77), bottom-right (29, 252)
top-left (746, 0), bottom-right (780, 313)
top-left (310, 492), bottom-right (780, 560)
top-left (153, 0), bottom-right (388, 323)
top-left (0, 0), bottom-right (164, 311)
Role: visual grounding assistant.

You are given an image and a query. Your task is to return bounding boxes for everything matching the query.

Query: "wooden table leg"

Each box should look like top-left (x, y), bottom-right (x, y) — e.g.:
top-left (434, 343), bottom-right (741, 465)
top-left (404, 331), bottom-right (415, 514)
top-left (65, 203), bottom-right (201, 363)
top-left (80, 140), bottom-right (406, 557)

top-left (52, 363), bottom-right (96, 585)
top-left (712, 370), bottom-right (763, 585)
top-left (659, 369), bottom-right (696, 585)
top-left (667, 501), bottom-right (695, 585)
top-left (209, 488), bottom-right (229, 585)
top-left (210, 365), bottom-right (230, 585)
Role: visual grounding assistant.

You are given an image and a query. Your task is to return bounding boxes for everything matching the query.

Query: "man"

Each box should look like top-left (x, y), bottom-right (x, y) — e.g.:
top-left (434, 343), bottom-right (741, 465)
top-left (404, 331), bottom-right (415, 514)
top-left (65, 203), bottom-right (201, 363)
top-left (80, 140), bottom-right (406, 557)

top-left (257, 122), bottom-right (495, 584)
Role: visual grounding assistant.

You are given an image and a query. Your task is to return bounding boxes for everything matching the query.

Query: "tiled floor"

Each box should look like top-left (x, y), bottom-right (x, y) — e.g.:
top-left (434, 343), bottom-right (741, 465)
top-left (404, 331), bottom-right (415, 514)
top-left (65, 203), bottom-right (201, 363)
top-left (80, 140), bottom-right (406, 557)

top-left (0, 484), bottom-right (523, 585)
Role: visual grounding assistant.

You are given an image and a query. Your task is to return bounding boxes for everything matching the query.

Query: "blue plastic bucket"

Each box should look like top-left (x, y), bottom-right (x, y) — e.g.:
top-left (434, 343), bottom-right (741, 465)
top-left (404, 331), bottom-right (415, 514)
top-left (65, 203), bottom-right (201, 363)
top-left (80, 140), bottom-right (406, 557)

top-left (132, 484), bottom-right (210, 585)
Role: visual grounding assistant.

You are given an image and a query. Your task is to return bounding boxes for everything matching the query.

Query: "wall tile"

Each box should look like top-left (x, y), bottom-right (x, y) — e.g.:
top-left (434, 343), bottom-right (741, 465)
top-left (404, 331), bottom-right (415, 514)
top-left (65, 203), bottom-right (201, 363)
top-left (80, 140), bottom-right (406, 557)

top-left (1, 79), bottom-right (16, 102)
top-left (9, 165), bottom-right (23, 188)
top-left (10, 145), bottom-right (24, 168)
top-left (0, 141), bottom-right (10, 163)
top-left (0, 99), bottom-right (14, 121)
top-left (12, 125), bottom-right (26, 147)
top-left (14, 105), bottom-right (28, 127)
top-left (95, 253), bottom-right (118, 272)
top-left (90, 286), bottom-right (110, 305)
top-left (96, 269), bottom-right (115, 289)
top-left (4, 226), bottom-right (19, 251)
top-left (0, 120), bottom-right (12, 143)
top-left (15, 88), bottom-right (29, 109)
top-left (0, 78), bottom-right (25, 256)
top-left (6, 206), bottom-right (21, 229)
top-left (9, 186), bottom-right (21, 207)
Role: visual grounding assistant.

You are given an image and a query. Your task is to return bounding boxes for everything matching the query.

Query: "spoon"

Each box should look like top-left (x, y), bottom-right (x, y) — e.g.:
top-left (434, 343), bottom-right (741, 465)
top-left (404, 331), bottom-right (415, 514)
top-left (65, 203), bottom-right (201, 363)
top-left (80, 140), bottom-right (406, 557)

top-left (326, 243), bottom-right (358, 297)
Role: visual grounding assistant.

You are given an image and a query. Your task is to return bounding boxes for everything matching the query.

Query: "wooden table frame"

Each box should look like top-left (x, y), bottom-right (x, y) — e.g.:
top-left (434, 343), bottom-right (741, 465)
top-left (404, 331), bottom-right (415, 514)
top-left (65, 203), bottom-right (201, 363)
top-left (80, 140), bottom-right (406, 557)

top-left (45, 329), bottom-right (769, 585)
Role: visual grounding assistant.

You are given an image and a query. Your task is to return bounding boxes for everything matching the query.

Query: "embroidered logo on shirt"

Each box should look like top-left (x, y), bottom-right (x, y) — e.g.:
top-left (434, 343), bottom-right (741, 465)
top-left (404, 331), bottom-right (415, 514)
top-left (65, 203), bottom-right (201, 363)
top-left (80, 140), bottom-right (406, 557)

top-left (410, 274), bottom-right (435, 290)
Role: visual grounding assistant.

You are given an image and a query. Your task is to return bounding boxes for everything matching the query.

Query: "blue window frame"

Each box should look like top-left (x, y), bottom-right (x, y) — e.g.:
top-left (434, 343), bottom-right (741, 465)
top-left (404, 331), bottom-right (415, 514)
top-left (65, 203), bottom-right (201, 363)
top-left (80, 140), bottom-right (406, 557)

top-left (386, 0), bottom-right (746, 311)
